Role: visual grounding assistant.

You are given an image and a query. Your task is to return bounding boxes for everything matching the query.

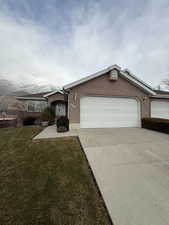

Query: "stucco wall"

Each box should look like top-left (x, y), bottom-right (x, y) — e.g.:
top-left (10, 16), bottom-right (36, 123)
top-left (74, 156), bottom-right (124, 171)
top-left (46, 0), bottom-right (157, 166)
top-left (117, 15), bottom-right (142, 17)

top-left (68, 72), bottom-right (151, 126)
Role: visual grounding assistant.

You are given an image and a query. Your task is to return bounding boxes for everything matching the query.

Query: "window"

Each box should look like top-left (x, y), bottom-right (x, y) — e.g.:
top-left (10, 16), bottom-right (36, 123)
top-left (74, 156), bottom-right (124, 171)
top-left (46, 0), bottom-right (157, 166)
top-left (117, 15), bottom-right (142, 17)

top-left (27, 101), bottom-right (47, 112)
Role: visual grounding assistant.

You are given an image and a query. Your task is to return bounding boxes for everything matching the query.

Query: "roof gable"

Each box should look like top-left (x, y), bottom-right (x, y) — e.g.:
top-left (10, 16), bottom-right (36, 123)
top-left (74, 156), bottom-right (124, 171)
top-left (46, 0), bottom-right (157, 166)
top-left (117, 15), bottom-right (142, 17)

top-left (63, 65), bottom-right (156, 95)
top-left (43, 90), bottom-right (64, 98)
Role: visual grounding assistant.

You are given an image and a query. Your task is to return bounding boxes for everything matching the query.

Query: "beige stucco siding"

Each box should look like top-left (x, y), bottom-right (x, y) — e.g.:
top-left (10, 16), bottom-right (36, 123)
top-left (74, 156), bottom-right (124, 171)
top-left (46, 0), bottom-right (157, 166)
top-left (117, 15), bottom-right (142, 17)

top-left (68, 72), bottom-right (150, 124)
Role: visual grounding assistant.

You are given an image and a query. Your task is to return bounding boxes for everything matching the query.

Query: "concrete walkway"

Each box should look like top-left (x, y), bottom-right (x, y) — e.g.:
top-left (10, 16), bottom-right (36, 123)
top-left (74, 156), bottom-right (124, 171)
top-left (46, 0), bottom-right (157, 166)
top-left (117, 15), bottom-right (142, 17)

top-left (78, 128), bottom-right (169, 225)
top-left (33, 125), bottom-right (78, 140)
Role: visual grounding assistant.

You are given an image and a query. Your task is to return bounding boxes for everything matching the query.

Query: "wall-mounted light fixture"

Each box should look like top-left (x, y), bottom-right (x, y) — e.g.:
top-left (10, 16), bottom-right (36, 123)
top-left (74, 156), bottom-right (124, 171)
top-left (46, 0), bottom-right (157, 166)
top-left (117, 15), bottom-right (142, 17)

top-left (143, 96), bottom-right (147, 102)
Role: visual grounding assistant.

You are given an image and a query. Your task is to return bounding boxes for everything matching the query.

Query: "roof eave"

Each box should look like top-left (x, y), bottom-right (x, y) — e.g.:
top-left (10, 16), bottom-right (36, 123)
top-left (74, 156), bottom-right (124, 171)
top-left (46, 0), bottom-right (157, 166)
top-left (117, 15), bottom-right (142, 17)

top-left (17, 97), bottom-right (46, 101)
top-left (151, 95), bottom-right (169, 99)
top-left (120, 71), bottom-right (156, 95)
top-left (43, 90), bottom-right (64, 98)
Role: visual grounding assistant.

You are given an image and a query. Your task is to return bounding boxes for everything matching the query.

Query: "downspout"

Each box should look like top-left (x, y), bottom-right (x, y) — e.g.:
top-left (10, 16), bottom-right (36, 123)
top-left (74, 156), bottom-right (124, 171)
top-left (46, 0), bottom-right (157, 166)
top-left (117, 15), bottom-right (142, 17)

top-left (63, 88), bottom-right (69, 118)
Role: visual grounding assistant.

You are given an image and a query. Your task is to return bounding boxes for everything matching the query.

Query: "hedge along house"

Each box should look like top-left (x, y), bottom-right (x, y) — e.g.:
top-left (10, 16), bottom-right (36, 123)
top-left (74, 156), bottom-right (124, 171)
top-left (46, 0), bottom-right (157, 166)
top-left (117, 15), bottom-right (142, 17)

top-left (45, 64), bottom-right (169, 129)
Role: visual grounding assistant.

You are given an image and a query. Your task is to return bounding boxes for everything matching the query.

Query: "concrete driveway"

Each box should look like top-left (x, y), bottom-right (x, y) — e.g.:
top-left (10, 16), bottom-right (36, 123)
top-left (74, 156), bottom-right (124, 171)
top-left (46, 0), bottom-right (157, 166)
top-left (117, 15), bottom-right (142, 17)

top-left (78, 128), bottom-right (169, 225)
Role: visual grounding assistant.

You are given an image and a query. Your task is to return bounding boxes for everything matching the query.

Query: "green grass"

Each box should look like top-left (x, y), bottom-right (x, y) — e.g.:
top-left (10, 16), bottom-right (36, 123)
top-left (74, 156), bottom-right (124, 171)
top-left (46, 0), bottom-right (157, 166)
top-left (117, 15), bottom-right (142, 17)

top-left (0, 127), bottom-right (111, 225)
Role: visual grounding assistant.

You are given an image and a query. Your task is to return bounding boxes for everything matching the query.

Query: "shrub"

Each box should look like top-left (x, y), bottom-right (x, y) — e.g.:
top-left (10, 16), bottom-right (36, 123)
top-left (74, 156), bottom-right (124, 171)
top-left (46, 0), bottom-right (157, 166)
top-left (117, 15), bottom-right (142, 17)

top-left (41, 107), bottom-right (55, 124)
top-left (23, 116), bottom-right (37, 126)
top-left (142, 117), bottom-right (169, 134)
top-left (0, 119), bottom-right (17, 128)
top-left (56, 116), bottom-right (69, 132)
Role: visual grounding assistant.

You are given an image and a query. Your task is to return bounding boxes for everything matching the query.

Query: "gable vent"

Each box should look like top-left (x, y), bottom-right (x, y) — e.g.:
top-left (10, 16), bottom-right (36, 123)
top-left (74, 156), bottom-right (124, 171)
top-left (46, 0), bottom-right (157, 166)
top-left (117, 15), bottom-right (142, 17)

top-left (109, 69), bottom-right (118, 81)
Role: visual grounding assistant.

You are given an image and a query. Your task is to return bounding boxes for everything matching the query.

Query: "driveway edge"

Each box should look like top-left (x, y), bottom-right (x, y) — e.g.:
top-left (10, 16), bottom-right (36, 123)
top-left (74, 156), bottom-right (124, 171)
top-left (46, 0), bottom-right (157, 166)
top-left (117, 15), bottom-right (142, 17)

top-left (77, 136), bottom-right (114, 225)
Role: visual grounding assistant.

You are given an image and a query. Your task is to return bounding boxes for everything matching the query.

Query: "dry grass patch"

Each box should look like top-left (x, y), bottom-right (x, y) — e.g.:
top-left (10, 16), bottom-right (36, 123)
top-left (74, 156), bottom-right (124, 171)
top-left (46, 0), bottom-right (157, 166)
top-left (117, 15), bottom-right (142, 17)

top-left (0, 127), bottom-right (111, 225)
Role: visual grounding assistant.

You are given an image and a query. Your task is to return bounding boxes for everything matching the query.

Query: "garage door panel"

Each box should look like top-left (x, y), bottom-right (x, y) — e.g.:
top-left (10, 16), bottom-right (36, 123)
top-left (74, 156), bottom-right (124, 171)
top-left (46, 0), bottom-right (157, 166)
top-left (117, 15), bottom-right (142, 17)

top-left (80, 96), bottom-right (140, 128)
top-left (151, 101), bottom-right (169, 119)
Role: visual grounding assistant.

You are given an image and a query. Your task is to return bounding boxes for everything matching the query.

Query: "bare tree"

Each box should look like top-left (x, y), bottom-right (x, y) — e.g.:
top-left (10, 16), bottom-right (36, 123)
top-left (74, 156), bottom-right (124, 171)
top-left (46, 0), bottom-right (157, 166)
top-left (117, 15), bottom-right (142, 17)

top-left (160, 75), bottom-right (169, 91)
top-left (156, 84), bottom-right (161, 90)
top-left (162, 75), bottom-right (169, 90)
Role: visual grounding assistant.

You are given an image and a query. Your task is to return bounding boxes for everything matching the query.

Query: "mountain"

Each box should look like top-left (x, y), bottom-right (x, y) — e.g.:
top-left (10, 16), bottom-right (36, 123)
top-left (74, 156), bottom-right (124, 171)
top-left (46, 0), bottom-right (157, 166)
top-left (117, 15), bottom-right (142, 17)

top-left (19, 83), bottom-right (56, 94)
top-left (0, 78), bottom-right (19, 96)
top-left (9, 90), bottom-right (31, 97)
top-left (0, 76), bottom-right (57, 96)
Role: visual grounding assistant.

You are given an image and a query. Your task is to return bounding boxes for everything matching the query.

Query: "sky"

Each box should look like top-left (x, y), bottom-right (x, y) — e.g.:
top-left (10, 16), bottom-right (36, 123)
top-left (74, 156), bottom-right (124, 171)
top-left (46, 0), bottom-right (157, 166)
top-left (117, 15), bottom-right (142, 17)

top-left (0, 0), bottom-right (169, 88)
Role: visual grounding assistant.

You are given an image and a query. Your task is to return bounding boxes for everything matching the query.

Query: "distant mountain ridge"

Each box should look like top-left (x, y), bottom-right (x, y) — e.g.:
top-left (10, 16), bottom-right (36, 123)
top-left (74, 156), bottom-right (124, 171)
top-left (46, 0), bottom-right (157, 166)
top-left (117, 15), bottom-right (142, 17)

top-left (0, 78), bottom-right (19, 96)
top-left (0, 77), bottom-right (56, 96)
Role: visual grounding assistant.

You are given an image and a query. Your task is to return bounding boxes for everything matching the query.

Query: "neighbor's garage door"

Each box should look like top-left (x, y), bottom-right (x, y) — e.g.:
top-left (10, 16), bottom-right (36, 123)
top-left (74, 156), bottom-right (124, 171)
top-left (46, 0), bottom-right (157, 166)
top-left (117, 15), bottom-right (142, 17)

top-left (80, 96), bottom-right (140, 128)
top-left (151, 101), bottom-right (169, 119)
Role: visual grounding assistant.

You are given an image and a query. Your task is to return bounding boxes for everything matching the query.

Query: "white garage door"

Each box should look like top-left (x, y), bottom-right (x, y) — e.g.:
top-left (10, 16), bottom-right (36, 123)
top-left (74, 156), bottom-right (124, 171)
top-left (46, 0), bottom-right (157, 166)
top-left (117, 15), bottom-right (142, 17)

top-left (80, 96), bottom-right (140, 128)
top-left (151, 101), bottom-right (169, 119)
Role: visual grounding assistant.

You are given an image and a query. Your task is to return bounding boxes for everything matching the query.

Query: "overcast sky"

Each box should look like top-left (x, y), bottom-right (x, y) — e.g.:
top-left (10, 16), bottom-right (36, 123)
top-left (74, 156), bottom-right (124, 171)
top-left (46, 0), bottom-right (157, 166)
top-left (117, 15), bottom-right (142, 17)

top-left (0, 0), bottom-right (169, 88)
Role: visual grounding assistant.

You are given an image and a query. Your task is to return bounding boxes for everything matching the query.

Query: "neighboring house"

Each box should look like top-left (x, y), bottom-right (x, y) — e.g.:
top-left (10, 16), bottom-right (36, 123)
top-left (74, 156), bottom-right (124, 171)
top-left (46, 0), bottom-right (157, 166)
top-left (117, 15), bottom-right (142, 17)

top-left (150, 89), bottom-right (169, 120)
top-left (0, 96), bottom-right (26, 127)
top-left (0, 96), bottom-right (26, 111)
top-left (17, 92), bottom-right (49, 113)
top-left (45, 64), bottom-right (169, 129)
top-left (16, 92), bottom-right (49, 125)
top-left (0, 92), bottom-right (50, 127)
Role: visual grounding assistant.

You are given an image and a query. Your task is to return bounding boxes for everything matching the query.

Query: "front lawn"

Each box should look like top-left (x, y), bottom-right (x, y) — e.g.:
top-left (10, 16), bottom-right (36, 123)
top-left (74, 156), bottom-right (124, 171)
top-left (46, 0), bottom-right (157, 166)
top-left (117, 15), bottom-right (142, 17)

top-left (0, 127), bottom-right (111, 225)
